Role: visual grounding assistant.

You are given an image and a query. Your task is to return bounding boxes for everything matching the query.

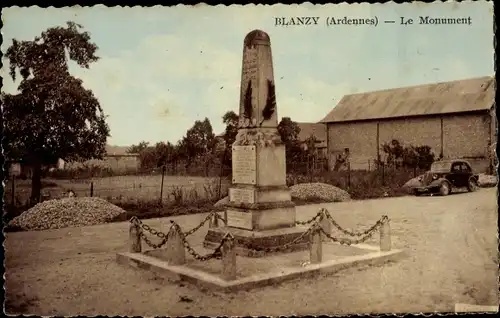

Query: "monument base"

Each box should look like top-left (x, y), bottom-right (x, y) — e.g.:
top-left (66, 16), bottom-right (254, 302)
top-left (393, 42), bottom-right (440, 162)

top-left (203, 226), bottom-right (310, 258)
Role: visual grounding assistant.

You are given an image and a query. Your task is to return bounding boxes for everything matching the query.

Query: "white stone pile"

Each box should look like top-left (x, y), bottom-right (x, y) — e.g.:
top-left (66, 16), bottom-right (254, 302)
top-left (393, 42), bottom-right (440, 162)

top-left (290, 183), bottom-right (351, 202)
top-left (213, 182), bottom-right (351, 207)
top-left (9, 197), bottom-right (127, 231)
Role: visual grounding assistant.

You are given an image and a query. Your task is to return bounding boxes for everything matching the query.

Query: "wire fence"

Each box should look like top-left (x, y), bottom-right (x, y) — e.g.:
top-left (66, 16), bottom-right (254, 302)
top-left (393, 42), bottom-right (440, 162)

top-left (5, 157), bottom-right (428, 210)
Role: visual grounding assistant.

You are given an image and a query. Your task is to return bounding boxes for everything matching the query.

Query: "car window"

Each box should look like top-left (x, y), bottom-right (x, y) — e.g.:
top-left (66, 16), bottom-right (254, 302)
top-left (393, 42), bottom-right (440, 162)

top-left (462, 163), bottom-right (471, 172)
top-left (451, 163), bottom-right (461, 171)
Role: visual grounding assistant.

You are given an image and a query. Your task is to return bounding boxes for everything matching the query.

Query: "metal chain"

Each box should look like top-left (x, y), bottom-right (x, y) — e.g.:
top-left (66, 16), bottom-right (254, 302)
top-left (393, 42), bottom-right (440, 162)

top-left (324, 211), bottom-right (389, 237)
top-left (317, 222), bottom-right (379, 246)
top-left (129, 216), bottom-right (171, 249)
top-left (175, 222), bottom-right (225, 261)
top-left (295, 209), bottom-right (324, 226)
top-left (183, 212), bottom-right (217, 237)
top-left (215, 214), bottom-right (228, 225)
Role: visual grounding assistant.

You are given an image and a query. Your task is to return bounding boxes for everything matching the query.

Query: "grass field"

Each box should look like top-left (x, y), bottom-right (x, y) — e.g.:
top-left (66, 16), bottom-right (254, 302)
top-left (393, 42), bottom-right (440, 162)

top-left (5, 175), bottom-right (231, 208)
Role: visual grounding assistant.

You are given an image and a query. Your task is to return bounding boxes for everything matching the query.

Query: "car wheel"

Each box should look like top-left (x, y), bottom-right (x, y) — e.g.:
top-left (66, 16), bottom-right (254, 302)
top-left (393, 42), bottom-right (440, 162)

top-left (439, 181), bottom-right (451, 196)
top-left (467, 178), bottom-right (479, 192)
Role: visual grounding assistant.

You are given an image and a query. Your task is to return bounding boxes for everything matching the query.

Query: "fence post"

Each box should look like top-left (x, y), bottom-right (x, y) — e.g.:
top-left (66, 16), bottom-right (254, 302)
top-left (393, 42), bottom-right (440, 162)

top-left (11, 177), bottom-right (15, 205)
top-left (382, 162), bottom-right (386, 186)
top-left (221, 233), bottom-right (237, 280)
top-left (309, 225), bottom-right (323, 264)
top-left (347, 162), bottom-right (351, 189)
top-left (319, 210), bottom-right (331, 242)
top-left (379, 217), bottom-right (391, 252)
top-left (166, 225), bottom-right (186, 265)
top-left (90, 181), bottom-right (94, 197)
top-left (129, 221), bottom-right (142, 253)
top-left (159, 165), bottom-right (166, 205)
top-left (368, 160), bottom-right (371, 172)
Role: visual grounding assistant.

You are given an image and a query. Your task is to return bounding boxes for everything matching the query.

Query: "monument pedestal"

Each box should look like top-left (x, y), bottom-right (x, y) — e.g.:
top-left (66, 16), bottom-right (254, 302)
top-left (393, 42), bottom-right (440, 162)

top-left (203, 144), bottom-right (309, 257)
top-left (204, 225), bottom-right (309, 258)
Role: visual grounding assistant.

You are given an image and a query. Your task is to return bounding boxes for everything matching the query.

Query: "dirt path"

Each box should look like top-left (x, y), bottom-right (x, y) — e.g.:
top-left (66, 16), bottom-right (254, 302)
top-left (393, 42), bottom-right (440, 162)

top-left (5, 188), bottom-right (498, 315)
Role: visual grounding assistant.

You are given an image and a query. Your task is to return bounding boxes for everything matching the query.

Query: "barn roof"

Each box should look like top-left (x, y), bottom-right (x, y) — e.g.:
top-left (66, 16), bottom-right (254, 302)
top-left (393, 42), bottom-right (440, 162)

top-left (320, 76), bottom-right (495, 123)
top-left (297, 122), bottom-right (327, 148)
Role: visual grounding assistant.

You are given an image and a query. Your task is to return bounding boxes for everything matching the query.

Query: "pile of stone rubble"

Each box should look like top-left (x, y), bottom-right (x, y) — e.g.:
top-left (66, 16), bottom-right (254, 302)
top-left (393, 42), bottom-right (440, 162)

top-left (214, 182), bottom-right (351, 207)
top-left (290, 183), bottom-right (351, 202)
top-left (9, 197), bottom-right (127, 231)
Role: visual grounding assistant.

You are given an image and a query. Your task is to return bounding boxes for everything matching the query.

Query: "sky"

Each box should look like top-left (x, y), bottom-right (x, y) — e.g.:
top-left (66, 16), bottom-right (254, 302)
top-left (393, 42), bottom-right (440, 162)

top-left (1, 2), bottom-right (494, 147)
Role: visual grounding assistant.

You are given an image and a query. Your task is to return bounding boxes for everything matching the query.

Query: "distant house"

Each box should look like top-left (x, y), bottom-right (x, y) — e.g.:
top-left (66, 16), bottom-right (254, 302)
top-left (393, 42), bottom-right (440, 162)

top-left (296, 122), bottom-right (327, 157)
top-left (7, 158), bottom-right (65, 179)
top-left (320, 76), bottom-right (496, 173)
top-left (62, 145), bottom-right (140, 172)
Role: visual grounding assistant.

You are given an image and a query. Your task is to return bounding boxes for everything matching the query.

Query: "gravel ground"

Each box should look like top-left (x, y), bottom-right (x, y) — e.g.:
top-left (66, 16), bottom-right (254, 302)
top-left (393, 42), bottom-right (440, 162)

top-left (4, 188), bottom-right (498, 316)
top-left (9, 197), bottom-right (126, 231)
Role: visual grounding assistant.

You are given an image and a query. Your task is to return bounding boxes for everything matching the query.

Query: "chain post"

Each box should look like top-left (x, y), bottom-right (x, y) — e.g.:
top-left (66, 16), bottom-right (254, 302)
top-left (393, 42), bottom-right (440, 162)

top-left (209, 212), bottom-right (219, 228)
top-left (129, 220), bottom-right (142, 253)
top-left (166, 224), bottom-right (186, 265)
top-left (221, 233), bottom-right (237, 280)
top-left (379, 216), bottom-right (391, 252)
top-left (309, 224), bottom-right (323, 264)
top-left (319, 209), bottom-right (331, 242)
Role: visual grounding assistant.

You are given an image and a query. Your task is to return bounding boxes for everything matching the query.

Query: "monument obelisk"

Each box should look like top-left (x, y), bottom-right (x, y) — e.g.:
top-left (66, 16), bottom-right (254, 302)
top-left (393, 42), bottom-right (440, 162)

top-left (204, 30), bottom-right (308, 257)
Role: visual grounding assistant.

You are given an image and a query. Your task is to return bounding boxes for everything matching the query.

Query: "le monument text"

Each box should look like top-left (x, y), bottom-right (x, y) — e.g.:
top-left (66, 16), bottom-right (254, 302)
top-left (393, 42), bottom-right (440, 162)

top-left (274, 16), bottom-right (472, 27)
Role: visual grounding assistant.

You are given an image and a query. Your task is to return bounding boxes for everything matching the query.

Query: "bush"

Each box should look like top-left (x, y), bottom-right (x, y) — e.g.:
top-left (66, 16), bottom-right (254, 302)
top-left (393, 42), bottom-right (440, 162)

top-left (381, 139), bottom-right (435, 170)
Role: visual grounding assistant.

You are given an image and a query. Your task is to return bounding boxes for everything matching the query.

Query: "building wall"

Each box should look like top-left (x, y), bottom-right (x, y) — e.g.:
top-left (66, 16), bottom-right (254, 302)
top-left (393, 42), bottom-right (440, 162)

top-left (327, 111), bottom-right (492, 172)
top-left (327, 121), bottom-right (378, 170)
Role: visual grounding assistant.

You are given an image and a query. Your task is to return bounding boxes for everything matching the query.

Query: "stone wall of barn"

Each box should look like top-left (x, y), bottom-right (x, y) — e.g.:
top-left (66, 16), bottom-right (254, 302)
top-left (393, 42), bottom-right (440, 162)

top-left (327, 110), bottom-right (493, 173)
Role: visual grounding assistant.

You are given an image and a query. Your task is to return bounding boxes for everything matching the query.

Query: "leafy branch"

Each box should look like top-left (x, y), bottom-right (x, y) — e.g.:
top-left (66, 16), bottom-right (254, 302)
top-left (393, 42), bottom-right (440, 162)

top-left (243, 80), bottom-right (253, 119)
top-left (261, 79), bottom-right (276, 125)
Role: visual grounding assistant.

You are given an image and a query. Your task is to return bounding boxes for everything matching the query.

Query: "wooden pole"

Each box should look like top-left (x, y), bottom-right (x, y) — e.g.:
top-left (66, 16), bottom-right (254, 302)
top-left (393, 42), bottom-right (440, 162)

top-left (159, 165), bottom-right (166, 205)
top-left (11, 177), bottom-right (15, 205)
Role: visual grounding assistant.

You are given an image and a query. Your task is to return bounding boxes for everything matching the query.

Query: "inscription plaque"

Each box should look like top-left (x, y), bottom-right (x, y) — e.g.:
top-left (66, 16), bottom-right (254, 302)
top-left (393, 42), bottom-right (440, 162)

top-left (229, 188), bottom-right (255, 204)
top-left (227, 210), bottom-right (253, 230)
top-left (232, 145), bottom-right (257, 184)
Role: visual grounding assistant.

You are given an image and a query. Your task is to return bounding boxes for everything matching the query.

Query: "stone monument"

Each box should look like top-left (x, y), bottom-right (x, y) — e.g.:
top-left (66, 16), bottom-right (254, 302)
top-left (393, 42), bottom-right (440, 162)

top-left (203, 30), bottom-right (308, 257)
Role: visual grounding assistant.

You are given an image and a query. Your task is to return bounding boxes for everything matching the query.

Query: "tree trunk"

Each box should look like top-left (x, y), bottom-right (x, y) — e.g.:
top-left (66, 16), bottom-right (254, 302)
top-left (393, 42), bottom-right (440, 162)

top-left (30, 162), bottom-right (43, 206)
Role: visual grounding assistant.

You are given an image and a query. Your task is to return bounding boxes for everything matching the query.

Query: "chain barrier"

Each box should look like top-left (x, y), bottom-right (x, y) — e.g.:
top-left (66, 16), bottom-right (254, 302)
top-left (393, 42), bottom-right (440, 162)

top-left (215, 214), bottom-right (228, 225)
top-left (175, 221), bottom-right (228, 261)
top-left (183, 211), bottom-right (217, 237)
top-left (324, 211), bottom-right (389, 237)
top-left (130, 216), bottom-right (172, 249)
top-left (295, 209), bottom-right (324, 226)
top-left (317, 221), bottom-right (380, 246)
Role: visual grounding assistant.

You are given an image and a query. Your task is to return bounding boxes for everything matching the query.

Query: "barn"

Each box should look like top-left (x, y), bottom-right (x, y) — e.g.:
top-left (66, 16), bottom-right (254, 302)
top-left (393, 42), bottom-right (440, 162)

top-left (320, 76), bottom-right (496, 173)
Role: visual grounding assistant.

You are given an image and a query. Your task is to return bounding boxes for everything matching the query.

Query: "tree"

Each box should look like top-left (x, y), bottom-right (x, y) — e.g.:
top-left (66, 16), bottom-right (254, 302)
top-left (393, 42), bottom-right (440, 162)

top-left (2, 22), bottom-right (110, 204)
top-left (178, 118), bottom-right (217, 170)
top-left (277, 117), bottom-right (303, 170)
top-left (127, 141), bottom-right (150, 154)
top-left (222, 111), bottom-right (239, 147)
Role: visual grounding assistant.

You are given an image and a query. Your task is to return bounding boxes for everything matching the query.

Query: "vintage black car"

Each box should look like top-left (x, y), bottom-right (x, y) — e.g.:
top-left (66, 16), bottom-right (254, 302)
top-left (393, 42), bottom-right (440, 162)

top-left (413, 159), bottom-right (479, 196)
